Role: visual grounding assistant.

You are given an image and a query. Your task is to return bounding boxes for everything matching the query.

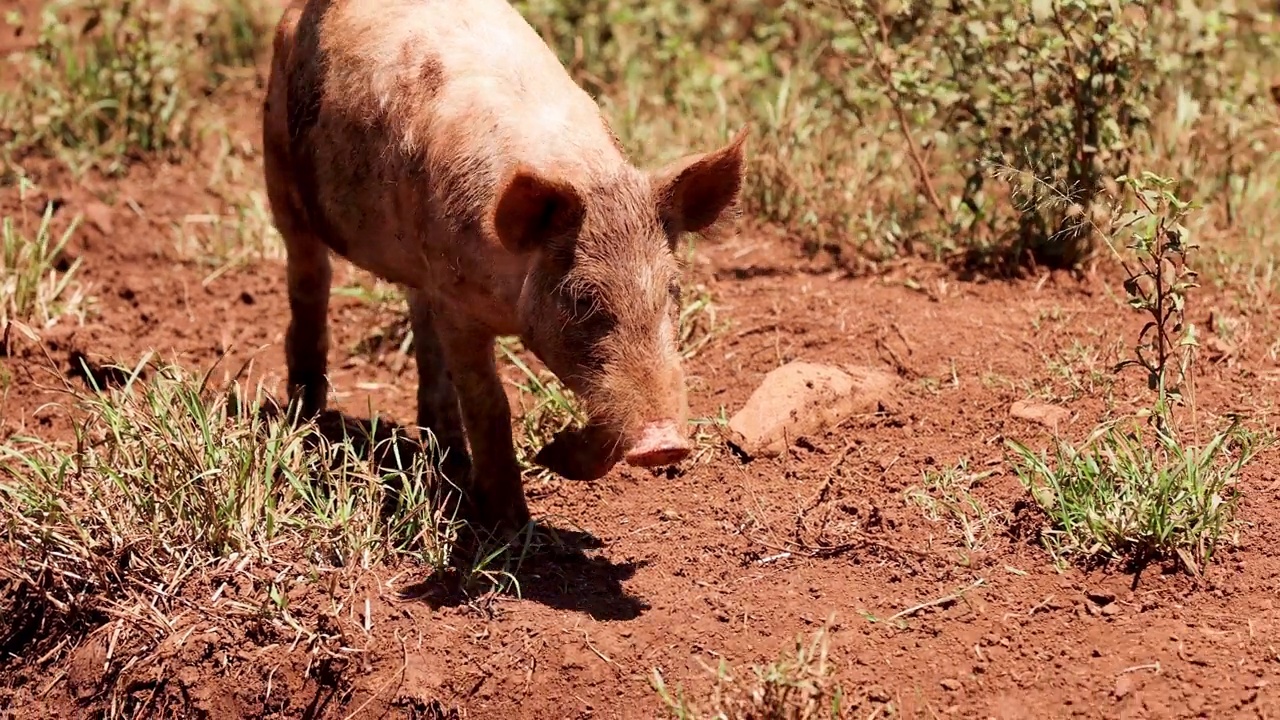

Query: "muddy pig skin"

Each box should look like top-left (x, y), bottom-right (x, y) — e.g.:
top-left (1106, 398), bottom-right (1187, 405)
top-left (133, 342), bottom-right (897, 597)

top-left (262, 0), bottom-right (748, 528)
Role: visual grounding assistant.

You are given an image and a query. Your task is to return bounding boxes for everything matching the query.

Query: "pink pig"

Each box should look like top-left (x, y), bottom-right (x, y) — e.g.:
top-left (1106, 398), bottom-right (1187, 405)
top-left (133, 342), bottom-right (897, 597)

top-left (262, 0), bottom-right (747, 529)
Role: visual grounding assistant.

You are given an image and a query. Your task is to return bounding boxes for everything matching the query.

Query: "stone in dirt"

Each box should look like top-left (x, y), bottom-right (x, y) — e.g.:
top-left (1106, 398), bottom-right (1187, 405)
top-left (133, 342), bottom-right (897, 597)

top-left (1009, 400), bottom-right (1071, 430)
top-left (82, 201), bottom-right (114, 235)
top-left (728, 362), bottom-right (895, 458)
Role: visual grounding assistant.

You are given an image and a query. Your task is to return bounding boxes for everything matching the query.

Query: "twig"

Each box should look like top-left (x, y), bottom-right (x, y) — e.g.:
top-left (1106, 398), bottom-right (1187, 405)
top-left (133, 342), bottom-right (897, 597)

top-left (838, 0), bottom-right (949, 220)
top-left (888, 579), bottom-right (985, 622)
top-left (339, 632), bottom-right (408, 720)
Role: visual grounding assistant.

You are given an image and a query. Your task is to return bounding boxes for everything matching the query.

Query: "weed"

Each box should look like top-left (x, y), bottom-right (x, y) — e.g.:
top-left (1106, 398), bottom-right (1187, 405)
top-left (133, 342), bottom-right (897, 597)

top-left (652, 621), bottom-right (846, 719)
top-left (1009, 419), bottom-right (1258, 574)
top-left (678, 283), bottom-right (724, 361)
top-left (0, 183), bottom-right (88, 331)
top-left (1008, 172), bottom-right (1265, 575)
top-left (1039, 340), bottom-right (1115, 403)
top-left (904, 460), bottom-right (1000, 551)
top-left (177, 134), bottom-right (286, 283)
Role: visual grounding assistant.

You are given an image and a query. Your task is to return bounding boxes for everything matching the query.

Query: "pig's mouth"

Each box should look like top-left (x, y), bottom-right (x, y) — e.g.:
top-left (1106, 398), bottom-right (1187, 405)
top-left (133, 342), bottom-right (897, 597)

top-left (533, 419), bottom-right (691, 481)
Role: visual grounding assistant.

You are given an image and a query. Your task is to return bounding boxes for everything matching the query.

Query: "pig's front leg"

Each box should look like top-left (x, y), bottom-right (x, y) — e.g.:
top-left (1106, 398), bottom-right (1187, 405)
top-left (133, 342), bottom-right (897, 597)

top-left (432, 315), bottom-right (532, 531)
top-left (408, 290), bottom-right (471, 492)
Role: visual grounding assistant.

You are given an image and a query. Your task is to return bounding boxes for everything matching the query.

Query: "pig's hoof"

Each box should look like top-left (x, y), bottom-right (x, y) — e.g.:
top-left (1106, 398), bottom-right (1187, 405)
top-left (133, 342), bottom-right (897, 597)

top-left (623, 421), bottom-right (691, 468)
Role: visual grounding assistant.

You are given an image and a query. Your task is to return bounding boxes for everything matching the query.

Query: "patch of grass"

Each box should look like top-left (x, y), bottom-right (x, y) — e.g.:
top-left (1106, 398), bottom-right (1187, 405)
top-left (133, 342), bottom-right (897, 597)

top-left (688, 406), bottom-right (731, 465)
top-left (904, 460), bottom-right (1000, 552)
top-left (652, 622), bottom-right (847, 720)
top-left (1008, 172), bottom-right (1266, 575)
top-left (1008, 419), bottom-right (1259, 574)
top-left (1, 0), bottom-right (277, 173)
top-left (678, 282), bottom-right (724, 361)
top-left (512, 0), bottom-right (1277, 270)
top-left (0, 357), bottom-right (539, 668)
top-left (0, 185), bottom-right (88, 331)
top-left (175, 134), bottom-right (286, 283)
top-left (1038, 340), bottom-right (1116, 404)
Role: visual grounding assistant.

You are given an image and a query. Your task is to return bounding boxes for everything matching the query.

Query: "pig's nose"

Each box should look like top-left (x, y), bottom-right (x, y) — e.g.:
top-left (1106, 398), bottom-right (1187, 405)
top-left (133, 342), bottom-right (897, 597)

top-left (624, 420), bottom-right (691, 467)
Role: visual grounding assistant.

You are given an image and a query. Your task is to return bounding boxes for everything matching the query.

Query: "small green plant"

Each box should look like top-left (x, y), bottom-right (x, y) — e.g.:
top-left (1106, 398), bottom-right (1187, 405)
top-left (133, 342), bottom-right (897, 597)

top-left (1008, 173), bottom-right (1263, 575)
top-left (0, 191), bottom-right (87, 331)
top-left (904, 460), bottom-right (1000, 551)
top-left (652, 622), bottom-right (846, 720)
top-left (0, 358), bottom-right (490, 660)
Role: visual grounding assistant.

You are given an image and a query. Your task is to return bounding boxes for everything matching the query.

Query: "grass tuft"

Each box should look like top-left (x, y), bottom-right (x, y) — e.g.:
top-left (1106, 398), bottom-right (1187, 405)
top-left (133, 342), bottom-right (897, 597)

top-left (0, 185), bottom-right (88, 332)
top-left (0, 358), bottom-right (464, 656)
top-left (1, 0), bottom-right (277, 173)
top-left (1008, 419), bottom-right (1260, 575)
top-left (652, 622), bottom-right (846, 720)
top-left (905, 460), bottom-right (1001, 552)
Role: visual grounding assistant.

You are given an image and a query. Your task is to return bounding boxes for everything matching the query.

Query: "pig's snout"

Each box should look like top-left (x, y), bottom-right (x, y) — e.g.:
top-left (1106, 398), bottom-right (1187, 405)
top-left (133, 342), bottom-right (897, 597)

top-left (623, 420), bottom-right (691, 468)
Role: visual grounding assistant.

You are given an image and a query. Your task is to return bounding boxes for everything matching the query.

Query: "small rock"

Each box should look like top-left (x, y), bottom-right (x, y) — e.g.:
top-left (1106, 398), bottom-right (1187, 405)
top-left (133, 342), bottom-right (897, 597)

top-left (1010, 400), bottom-right (1071, 429)
top-left (868, 688), bottom-right (891, 703)
top-left (82, 201), bottom-right (114, 235)
top-left (1101, 603), bottom-right (1121, 617)
top-left (940, 678), bottom-right (961, 692)
top-left (1086, 590), bottom-right (1116, 606)
top-left (728, 362), bottom-right (895, 458)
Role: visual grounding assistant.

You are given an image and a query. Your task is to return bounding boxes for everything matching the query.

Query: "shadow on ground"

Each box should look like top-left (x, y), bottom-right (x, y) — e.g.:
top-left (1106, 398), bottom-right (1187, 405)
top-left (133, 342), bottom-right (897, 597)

top-left (311, 408), bottom-right (650, 622)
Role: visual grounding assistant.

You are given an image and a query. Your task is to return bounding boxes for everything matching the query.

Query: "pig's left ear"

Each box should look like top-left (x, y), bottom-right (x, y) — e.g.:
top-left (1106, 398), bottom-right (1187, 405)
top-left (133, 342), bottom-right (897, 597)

top-left (491, 166), bottom-right (587, 254)
top-left (651, 125), bottom-right (749, 241)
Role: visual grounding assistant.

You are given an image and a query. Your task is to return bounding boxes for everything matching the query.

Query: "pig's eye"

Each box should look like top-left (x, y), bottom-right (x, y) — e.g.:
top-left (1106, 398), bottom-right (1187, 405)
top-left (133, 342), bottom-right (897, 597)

top-left (667, 281), bottom-right (681, 304)
top-left (570, 294), bottom-right (598, 319)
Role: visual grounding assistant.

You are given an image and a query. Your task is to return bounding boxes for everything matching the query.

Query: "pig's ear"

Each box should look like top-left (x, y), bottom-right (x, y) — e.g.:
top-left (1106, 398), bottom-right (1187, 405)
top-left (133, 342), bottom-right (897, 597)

top-left (652, 126), bottom-right (748, 241)
top-left (490, 166), bottom-right (586, 254)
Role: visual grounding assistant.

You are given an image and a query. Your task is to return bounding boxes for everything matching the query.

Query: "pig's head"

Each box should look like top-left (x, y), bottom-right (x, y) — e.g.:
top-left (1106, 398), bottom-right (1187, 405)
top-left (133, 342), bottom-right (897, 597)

top-left (486, 128), bottom-right (748, 480)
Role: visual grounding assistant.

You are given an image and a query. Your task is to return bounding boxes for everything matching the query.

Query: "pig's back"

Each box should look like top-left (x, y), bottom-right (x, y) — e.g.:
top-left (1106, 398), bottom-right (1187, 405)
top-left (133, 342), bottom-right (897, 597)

top-left (317, 0), bottom-right (625, 179)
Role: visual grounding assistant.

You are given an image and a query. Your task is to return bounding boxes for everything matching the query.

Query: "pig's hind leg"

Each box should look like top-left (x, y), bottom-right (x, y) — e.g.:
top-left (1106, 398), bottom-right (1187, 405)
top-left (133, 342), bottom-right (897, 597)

top-left (407, 289), bottom-right (472, 495)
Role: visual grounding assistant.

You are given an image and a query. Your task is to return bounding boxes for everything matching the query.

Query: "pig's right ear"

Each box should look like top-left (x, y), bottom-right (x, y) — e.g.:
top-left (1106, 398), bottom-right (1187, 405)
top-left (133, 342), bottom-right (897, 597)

top-left (490, 167), bottom-right (586, 254)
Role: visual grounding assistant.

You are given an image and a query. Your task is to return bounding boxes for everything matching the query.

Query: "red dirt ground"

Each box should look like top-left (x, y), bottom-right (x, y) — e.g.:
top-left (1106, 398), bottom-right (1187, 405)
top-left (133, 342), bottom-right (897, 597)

top-left (3, 6), bottom-right (1280, 720)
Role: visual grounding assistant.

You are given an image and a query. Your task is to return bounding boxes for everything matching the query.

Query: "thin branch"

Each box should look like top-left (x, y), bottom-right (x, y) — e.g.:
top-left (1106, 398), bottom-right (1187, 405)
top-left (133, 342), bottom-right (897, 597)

top-left (837, 0), bottom-right (949, 221)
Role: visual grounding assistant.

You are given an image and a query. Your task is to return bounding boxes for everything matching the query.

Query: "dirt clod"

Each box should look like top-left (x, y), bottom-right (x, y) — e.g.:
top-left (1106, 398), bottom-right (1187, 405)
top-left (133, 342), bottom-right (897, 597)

top-left (727, 362), bottom-right (895, 457)
top-left (1009, 400), bottom-right (1071, 429)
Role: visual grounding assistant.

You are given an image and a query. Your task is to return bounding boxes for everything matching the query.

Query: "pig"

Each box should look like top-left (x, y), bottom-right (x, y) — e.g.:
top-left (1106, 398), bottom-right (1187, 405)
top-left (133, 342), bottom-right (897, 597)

top-left (262, 0), bottom-right (748, 530)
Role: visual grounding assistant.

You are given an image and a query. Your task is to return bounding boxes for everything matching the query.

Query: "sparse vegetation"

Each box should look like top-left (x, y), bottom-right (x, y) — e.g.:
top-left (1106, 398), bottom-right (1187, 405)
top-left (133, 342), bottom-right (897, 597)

top-left (0, 357), bottom-right (548, 675)
top-left (0, 182), bottom-right (87, 332)
top-left (511, 0), bottom-right (1277, 269)
top-left (652, 623), bottom-right (847, 720)
top-left (1009, 173), bottom-right (1265, 575)
top-left (499, 338), bottom-right (586, 478)
top-left (905, 460), bottom-right (1000, 552)
top-left (1, 0), bottom-right (275, 173)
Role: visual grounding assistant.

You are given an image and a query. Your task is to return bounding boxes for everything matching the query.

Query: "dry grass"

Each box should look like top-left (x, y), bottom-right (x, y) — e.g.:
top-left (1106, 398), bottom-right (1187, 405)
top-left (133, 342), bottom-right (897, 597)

top-left (652, 622), bottom-right (848, 720)
top-left (0, 178), bottom-right (89, 333)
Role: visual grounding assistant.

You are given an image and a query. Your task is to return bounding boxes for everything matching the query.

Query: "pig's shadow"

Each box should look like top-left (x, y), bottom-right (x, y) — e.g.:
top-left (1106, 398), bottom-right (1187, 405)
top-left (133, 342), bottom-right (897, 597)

top-left (309, 409), bottom-right (649, 622)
